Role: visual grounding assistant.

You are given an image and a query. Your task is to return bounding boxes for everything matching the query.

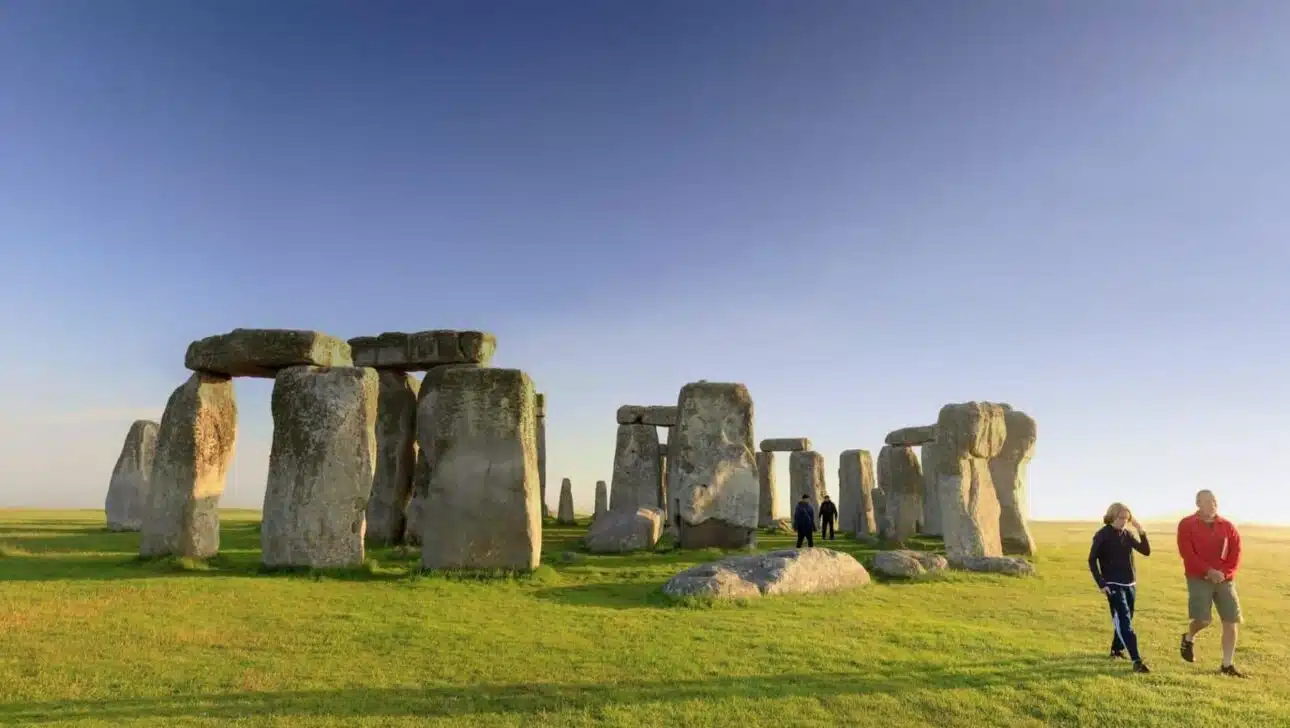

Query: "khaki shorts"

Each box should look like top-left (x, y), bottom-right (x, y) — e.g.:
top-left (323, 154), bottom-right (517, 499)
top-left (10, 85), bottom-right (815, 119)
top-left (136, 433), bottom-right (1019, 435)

top-left (1186, 577), bottom-right (1243, 624)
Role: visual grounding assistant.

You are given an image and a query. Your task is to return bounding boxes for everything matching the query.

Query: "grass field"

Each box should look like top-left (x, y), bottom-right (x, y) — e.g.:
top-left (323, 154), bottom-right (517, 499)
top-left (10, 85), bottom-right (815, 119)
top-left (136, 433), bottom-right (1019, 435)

top-left (2, 510), bottom-right (1287, 727)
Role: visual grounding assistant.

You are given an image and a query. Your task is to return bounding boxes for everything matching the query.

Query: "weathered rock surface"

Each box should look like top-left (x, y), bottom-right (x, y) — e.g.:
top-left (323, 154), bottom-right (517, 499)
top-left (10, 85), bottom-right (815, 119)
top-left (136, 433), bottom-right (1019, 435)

top-left (952, 555), bottom-right (1035, 576)
top-left (364, 371), bottom-right (419, 546)
top-left (139, 374), bottom-right (237, 558)
top-left (669, 382), bottom-right (759, 549)
top-left (657, 447), bottom-right (669, 514)
top-left (185, 329), bottom-right (351, 378)
top-left (837, 449), bottom-right (876, 537)
top-left (557, 478), bottom-right (576, 524)
top-left (920, 441), bottom-right (943, 536)
top-left (610, 424), bottom-right (661, 512)
top-left (871, 549), bottom-right (949, 578)
top-left (261, 366), bottom-right (379, 568)
top-left (347, 330), bottom-right (496, 371)
top-left (756, 451), bottom-right (777, 528)
top-left (759, 438), bottom-right (811, 452)
top-left (879, 445), bottom-right (923, 544)
top-left (873, 448), bottom-right (893, 540)
top-left (991, 407), bottom-right (1037, 556)
top-left (594, 480), bottom-right (608, 519)
top-left (585, 507), bottom-right (663, 553)
top-left (885, 425), bottom-right (937, 447)
top-left (105, 420), bottom-right (159, 532)
top-left (935, 401), bottom-right (1008, 562)
top-left (616, 405), bottom-right (679, 427)
top-left (788, 451), bottom-right (828, 528)
top-left (418, 367), bottom-right (540, 570)
top-left (536, 393), bottom-right (547, 519)
top-left (403, 449), bottom-right (429, 546)
top-left (662, 548), bottom-right (870, 599)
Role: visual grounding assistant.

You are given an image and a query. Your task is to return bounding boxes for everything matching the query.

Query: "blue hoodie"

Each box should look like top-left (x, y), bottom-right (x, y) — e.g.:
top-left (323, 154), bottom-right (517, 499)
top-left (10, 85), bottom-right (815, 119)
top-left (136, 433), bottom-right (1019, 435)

top-left (793, 501), bottom-right (816, 533)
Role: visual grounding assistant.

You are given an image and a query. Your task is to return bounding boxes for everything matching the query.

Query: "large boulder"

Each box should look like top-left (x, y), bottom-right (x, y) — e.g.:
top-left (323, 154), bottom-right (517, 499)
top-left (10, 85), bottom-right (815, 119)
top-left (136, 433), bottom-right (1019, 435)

top-left (347, 330), bottom-right (496, 371)
top-left (418, 367), bottom-right (541, 570)
top-left (991, 407), bottom-right (1037, 556)
top-left (871, 550), bottom-right (949, 578)
top-left (663, 548), bottom-right (870, 599)
top-left (668, 382), bottom-right (759, 549)
top-left (920, 441), bottom-right (943, 536)
top-left (756, 451), bottom-right (777, 528)
top-left (616, 405), bottom-right (679, 427)
top-left (105, 420), bottom-right (159, 532)
top-left (935, 401), bottom-right (1008, 562)
top-left (788, 451), bottom-right (829, 528)
top-left (557, 478), bottom-right (576, 524)
top-left (885, 425), bottom-right (937, 447)
top-left (878, 445), bottom-right (923, 544)
top-left (609, 424), bottom-right (661, 512)
top-left (759, 438), bottom-right (811, 452)
top-left (184, 329), bottom-right (351, 378)
top-left (262, 366), bottom-right (379, 569)
top-left (837, 449), bottom-right (876, 537)
top-left (139, 374), bottom-right (237, 558)
top-left (364, 371), bottom-right (420, 546)
top-left (585, 507), bottom-right (663, 553)
top-left (952, 555), bottom-right (1035, 576)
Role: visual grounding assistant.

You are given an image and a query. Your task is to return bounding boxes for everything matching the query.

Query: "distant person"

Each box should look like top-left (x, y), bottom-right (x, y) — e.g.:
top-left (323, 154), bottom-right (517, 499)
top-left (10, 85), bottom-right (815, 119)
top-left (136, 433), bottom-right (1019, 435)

top-left (819, 495), bottom-right (838, 540)
top-left (1177, 489), bottom-right (1247, 677)
top-left (792, 494), bottom-right (816, 548)
top-left (1088, 503), bottom-right (1152, 673)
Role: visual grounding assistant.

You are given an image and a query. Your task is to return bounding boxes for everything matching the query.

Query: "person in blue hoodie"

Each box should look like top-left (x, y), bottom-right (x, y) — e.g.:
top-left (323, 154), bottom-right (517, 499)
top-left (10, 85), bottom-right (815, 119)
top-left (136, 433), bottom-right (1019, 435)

top-left (1089, 502), bottom-right (1152, 673)
top-left (793, 494), bottom-right (816, 548)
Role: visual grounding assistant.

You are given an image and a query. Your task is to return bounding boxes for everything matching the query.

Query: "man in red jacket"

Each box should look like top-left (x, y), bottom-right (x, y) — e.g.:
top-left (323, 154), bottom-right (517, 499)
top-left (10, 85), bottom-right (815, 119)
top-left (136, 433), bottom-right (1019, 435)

top-left (1176, 489), bottom-right (1246, 677)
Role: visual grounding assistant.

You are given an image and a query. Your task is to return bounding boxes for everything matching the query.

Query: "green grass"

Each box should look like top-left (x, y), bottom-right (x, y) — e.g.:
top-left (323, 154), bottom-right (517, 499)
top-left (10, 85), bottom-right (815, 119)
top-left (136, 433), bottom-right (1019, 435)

top-left (2, 510), bottom-right (1288, 727)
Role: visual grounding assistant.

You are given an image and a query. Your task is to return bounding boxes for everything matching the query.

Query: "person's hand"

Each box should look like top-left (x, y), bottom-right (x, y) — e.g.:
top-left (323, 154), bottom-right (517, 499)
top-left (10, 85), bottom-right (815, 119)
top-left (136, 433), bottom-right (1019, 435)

top-left (1206, 568), bottom-right (1224, 583)
top-left (1130, 517), bottom-right (1143, 532)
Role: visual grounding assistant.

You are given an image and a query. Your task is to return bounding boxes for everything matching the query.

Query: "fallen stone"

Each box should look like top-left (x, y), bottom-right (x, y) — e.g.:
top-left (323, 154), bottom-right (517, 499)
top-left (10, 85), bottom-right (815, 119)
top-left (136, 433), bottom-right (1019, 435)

top-left (262, 366), bottom-right (379, 568)
top-left (418, 367), bottom-right (540, 570)
top-left (662, 548), bottom-right (870, 600)
top-left (885, 425), bottom-right (937, 447)
top-left (139, 374), bottom-right (237, 558)
top-left (920, 441), bottom-right (943, 536)
top-left (347, 330), bottom-right (496, 371)
top-left (616, 405), bottom-right (679, 427)
top-left (935, 401), bottom-right (1008, 562)
top-left (991, 407), bottom-right (1038, 556)
top-left (952, 555), bottom-right (1035, 576)
top-left (669, 382), bottom-right (759, 548)
top-left (184, 329), bottom-right (351, 378)
top-left (365, 371), bottom-right (419, 546)
top-left (557, 478), bottom-right (576, 525)
top-left (759, 438), bottom-right (811, 452)
top-left (789, 451), bottom-right (829, 528)
top-left (756, 451), bottom-right (777, 528)
top-left (878, 445), bottom-right (923, 544)
top-left (105, 420), bottom-right (159, 532)
top-left (610, 424), bottom-right (661, 512)
top-left (585, 507), bottom-right (663, 553)
top-left (871, 549), bottom-right (949, 578)
top-left (837, 449), bottom-right (876, 537)
top-left (594, 480), bottom-right (608, 519)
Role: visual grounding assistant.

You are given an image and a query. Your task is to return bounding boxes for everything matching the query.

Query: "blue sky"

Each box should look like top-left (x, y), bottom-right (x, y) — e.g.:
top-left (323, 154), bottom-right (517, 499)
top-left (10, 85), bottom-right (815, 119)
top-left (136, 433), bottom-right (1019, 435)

top-left (2, 1), bottom-right (1287, 524)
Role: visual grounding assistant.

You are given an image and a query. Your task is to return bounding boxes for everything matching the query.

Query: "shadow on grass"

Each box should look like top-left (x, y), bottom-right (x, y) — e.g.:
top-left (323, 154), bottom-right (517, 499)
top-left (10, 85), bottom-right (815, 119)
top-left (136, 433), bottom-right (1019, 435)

top-left (0, 656), bottom-right (1114, 724)
top-left (530, 581), bottom-right (673, 609)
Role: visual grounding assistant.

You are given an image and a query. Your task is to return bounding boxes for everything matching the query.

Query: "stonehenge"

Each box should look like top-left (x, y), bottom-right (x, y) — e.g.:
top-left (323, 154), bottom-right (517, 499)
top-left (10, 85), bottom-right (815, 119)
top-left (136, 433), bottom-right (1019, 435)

top-left (185, 329), bottom-right (352, 378)
top-left (364, 371), bottom-right (419, 546)
top-left (557, 478), bottom-right (575, 524)
top-left (139, 373), bottom-right (237, 559)
top-left (759, 438), bottom-right (811, 452)
top-left (991, 407), bottom-right (1037, 556)
top-left (594, 480), bottom-right (608, 519)
top-left (616, 405), bottom-right (679, 427)
top-left (788, 450), bottom-right (828, 528)
top-left (920, 441), bottom-right (943, 536)
top-left (346, 330), bottom-right (496, 370)
top-left (609, 422), bottom-right (660, 512)
top-left (934, 401), bottom-right (1008, 562)
top-left (105, 420), bottom-right (159, 532)
top-left (755, 451), bottom-right (776, 528)
top-left (585, 506), bottom-right (663, 553)
top-left (877, 444), bottom-right (923, 545)
top-left (837, 449), bottom-right (876, 538)
top-left (884, 425), bottom-right (935, 448)
top-left (668, 382), bottom-right (759, 549)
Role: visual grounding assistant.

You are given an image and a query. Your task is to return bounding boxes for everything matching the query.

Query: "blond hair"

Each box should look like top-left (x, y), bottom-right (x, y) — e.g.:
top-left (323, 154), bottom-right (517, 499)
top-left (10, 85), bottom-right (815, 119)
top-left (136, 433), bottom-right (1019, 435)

top-left (1103, 502), bottom-right (1131, 525)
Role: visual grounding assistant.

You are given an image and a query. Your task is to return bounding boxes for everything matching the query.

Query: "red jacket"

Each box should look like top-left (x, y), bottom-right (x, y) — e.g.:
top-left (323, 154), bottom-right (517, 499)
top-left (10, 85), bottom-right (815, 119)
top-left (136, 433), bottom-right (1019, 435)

top-left (1176, 514), bottom-right (1241, 581)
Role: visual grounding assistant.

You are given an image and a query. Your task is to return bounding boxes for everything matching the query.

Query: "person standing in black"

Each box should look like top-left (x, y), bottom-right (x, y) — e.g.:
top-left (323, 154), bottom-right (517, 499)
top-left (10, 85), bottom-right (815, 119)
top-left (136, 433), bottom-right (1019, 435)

top-left (792, 494), bottom-right (815, 548)
top-left (818, 495), bottom-right (838, 540)
top-left (1089, 502), bottom-right (1153, 673)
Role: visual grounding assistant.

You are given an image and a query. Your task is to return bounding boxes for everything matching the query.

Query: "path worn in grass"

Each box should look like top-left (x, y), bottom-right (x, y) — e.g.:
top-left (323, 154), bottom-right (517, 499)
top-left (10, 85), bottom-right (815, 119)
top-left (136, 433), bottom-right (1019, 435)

top-left (1, 510), bottom-right (1287, 727)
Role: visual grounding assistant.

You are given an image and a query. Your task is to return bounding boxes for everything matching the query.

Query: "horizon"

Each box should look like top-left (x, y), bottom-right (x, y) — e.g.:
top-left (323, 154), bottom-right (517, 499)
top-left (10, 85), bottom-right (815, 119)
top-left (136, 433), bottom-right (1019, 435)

top-left (2, 2), bottom-right (1288, 525)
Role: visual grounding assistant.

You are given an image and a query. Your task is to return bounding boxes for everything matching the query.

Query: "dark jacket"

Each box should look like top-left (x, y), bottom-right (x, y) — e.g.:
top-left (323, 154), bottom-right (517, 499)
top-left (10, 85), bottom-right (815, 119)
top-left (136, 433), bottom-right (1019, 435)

top-left (1088, 524), bottom-right (1151, 589)
top-left (793, 501), bottom-right (816, 533)
top-left (819, 500), bottom-right (838, 524)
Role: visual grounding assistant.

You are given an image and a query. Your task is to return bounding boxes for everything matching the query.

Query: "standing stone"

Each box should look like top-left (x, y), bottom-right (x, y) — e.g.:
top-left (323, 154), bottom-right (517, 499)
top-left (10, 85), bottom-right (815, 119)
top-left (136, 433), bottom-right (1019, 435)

top-left (185, 329), bottom-right (352, 378)
top-left (594, 480), bottom-right (608, 519)
top-left (788, 451), bottom-right (828, 528)
top-left (920, 441), bottom-right (943, 537)
top-left (557, 477), bottom-right (576, 525)
top-left (668, 381), bottom-right (759, 549)
top-left (364, 371), bottom-right (419, 545)
top-left (403, 449), bottom-right (429, 546)
top-left (991, 407), bottom-right (1037, 556)
top-left (935, 401), bottom-right (1007, 562)
top-left (610, 424), bottom-right (661, 512)
top-left (418, 367), bottom-right (540, 570)
top-left (838, 449), bottom-right (876, 538)
top-left (586, 507), bottom-right (664, 553)
top-left (536, 393), bottom-right (547, 519)
top-left (262, 366), bottom-right (379, 568)
top-left (873, 448), bottom-right (893, 540)
top-left (105, 420), bottom-right (159, 532)
top-left (756, 451), bottom-right (777, 528)
top-left (657, 443), bottom-right (669, 515)
top-left (139, 373), bottom-right (237, 559)
top-left (878, 445), bottom-right (923, 545)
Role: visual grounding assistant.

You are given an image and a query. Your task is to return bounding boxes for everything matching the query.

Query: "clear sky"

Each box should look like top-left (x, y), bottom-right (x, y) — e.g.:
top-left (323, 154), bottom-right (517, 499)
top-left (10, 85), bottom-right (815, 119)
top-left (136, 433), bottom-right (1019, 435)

top-left (2, 1), bottom-right (1288, 525)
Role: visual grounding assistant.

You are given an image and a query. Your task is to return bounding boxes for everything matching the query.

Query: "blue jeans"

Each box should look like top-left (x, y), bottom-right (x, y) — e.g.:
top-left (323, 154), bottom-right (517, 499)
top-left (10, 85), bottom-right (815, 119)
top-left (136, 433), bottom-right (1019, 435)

top-left (1106, 584), bottom-right (1141, 661)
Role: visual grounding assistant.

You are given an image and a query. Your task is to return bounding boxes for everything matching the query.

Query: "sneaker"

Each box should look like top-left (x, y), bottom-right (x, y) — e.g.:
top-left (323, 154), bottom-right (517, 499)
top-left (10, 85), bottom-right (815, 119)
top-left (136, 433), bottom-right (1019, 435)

top-left (1109, 650), bottom-right (1127, 660)
top-left (1133, 660), bottom-right (1151, 674)
top-left (1220, 664), bottom-right (1248, 678)
top-left (1179, 634), bottom-right (1195, 663)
